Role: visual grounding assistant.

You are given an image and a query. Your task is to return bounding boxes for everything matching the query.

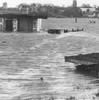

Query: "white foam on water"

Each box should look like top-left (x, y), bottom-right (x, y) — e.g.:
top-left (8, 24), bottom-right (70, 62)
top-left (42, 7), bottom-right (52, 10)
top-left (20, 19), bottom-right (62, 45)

top-left (0, 68), bottom-right (41, 100)
top-left (75, 89), bottom-right (98, 100)
top-left (56, 32), bottom-right (99, 41)
top-left (0, 51), bottom-right (4, 53)
top-left (0, 81), bottom-right (23, 100)
top-left (30, 39), bottom-right (54, 51)
top-left (0, 68), bottom-right (40, 80)
top-left (20, 68), bottom-right (40, 78)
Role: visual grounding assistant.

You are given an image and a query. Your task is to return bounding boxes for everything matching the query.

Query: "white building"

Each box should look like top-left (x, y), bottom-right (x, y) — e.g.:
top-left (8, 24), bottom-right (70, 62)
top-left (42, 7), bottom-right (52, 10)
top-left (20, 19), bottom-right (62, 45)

top-left (80, 7), bottom-right (96, 12)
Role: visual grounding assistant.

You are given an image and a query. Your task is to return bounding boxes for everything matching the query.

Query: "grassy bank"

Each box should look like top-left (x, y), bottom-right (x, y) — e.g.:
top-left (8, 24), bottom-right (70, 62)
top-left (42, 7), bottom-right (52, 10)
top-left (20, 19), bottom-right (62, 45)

top-left (42, 18), bottom-right (99, 34)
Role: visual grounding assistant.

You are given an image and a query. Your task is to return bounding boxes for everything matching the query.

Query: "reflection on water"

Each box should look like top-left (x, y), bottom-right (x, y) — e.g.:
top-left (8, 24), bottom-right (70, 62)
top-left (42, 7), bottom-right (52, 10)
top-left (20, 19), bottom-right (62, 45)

top-left (0, 34), bottom-right (98, 100)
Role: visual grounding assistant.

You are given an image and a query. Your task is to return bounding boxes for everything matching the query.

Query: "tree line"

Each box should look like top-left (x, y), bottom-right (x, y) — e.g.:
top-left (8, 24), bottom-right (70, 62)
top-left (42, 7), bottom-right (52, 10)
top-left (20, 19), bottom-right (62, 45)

top-left (18, 3), bottom-right (98, 18)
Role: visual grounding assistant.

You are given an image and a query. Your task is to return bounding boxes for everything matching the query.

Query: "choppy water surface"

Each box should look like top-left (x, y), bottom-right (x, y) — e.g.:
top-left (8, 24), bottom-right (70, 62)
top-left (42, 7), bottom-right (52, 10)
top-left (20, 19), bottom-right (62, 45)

top-left (0, 33), bottom-right (98, 100)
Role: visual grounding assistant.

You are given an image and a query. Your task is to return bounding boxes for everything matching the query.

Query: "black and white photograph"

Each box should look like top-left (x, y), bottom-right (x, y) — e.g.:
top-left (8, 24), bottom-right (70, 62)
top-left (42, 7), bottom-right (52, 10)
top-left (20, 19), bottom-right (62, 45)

top-left (0, 0), bottom-right (99, 100)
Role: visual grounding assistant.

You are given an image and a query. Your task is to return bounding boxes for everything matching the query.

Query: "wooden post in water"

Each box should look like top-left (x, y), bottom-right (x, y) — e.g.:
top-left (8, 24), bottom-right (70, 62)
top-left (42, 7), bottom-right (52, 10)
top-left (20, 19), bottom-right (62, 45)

top-left (75, 17), bottom-right (77, 23)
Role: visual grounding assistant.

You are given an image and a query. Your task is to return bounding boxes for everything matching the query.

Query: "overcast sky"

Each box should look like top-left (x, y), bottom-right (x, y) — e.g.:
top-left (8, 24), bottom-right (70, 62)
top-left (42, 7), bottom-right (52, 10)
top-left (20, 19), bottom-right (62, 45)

top-left (0, 0), bottom-right (99, 7)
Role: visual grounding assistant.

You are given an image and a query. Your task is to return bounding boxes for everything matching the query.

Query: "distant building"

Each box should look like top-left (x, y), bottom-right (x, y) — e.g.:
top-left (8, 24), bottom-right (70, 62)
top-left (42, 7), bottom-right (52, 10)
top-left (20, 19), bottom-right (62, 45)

top-left (73, 0), bottom-right (77, 7)
top-left (94, 10), bottom-right (99, 18)
top-left (80, 7), bottom-right (96, 12)
top-left (0, 3), bottom-right (47, 32)
top-left (80, 7), bottom-right (96, 17)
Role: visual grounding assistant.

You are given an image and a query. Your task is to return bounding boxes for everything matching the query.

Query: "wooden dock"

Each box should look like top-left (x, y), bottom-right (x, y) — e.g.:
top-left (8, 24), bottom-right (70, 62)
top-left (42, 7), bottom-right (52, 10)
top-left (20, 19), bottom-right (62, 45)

top-left (65, 53), bottom-right (99, 77)
top-left (47, 28), bottom-right (84, 34)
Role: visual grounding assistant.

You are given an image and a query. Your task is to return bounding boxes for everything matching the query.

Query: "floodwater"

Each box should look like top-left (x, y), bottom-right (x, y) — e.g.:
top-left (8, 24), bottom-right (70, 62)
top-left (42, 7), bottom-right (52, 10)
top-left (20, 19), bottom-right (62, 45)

top-left (0, 33), bottom-right (98, 100)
